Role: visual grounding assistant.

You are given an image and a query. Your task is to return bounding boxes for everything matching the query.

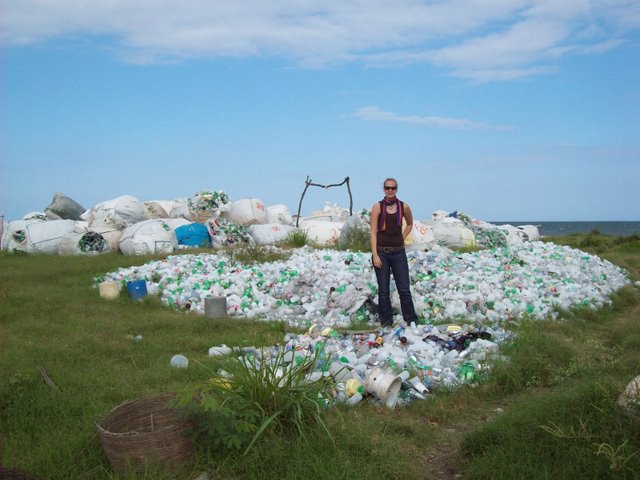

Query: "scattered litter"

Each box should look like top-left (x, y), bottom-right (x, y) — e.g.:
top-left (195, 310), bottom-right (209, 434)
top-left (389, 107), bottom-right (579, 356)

top-left (205, 321), bottom-right (509, 408)
top-left (170, 354), bottom-right (189, 369)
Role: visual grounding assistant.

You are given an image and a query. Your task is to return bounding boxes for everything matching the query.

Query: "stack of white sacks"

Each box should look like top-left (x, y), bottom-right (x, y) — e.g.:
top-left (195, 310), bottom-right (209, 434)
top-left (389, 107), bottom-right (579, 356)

top-left (1, 191), bottom-right (540, 255)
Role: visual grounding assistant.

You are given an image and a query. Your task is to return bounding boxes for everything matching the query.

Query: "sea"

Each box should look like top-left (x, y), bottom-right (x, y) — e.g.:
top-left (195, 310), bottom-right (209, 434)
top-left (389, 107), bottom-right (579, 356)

top-left (491, 221), bottom-right (640, 237)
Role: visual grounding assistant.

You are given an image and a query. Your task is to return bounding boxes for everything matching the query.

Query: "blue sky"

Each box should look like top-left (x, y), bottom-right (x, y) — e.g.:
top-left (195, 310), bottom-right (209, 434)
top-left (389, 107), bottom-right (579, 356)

top-left (2, 0), bottom-right (639, 222)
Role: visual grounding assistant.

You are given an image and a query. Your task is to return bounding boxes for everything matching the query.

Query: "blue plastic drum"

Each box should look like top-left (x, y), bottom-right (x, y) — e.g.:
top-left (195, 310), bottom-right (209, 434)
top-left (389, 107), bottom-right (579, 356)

top-left (126, 280), bottom-right (148, 300)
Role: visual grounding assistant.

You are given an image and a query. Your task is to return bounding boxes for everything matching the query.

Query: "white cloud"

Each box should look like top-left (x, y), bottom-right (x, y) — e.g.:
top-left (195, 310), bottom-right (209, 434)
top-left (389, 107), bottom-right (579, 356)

top-left (450, 66), bottom-right (557, 83)
top-left (429, 19), bottom-right (570, 69)
top-left (353, 106), bottom-right (512, 131)
top-left (1, 0), bottom-right (637, 80)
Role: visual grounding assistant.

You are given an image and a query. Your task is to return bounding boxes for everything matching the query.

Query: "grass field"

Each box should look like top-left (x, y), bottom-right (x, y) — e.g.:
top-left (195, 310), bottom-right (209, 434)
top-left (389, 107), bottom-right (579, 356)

top-left (1, 234), bottom-right (639, 479)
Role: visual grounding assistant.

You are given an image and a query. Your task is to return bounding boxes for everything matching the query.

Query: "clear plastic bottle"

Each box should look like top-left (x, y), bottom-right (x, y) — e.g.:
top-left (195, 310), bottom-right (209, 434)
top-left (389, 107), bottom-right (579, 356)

top-left (347, 392), bottom-right (363, 405)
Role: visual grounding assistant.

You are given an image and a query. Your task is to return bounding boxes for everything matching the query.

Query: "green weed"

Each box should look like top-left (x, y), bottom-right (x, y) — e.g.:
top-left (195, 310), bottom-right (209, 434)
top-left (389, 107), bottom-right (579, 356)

top-left (462, 382), bottom-right (640, 479)
top-left (177, 349), bottom-right (333, 454)
top-left (283, 230), bottom-right (308, 248)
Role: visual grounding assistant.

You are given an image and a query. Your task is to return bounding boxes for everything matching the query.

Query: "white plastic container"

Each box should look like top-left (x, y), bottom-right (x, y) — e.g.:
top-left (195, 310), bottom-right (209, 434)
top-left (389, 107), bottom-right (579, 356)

top-left (364, 367), bottom-right (402, 408)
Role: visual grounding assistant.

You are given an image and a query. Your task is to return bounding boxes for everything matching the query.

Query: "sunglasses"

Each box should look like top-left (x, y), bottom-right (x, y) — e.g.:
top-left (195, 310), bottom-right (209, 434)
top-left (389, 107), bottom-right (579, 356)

top-left (384, 185), bottom-right (397, 190)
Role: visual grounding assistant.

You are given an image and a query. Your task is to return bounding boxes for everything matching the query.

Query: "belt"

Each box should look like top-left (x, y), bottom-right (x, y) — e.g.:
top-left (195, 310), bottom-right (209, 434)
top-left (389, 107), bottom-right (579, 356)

top-left (377, 246), bottom-right (405, 253)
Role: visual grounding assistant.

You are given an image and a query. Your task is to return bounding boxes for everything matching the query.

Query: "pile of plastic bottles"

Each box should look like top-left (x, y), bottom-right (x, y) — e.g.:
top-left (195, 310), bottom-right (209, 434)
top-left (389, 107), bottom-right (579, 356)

top-left (99, 241), bottom-right (629, 328)
top-left (187, 190), bottom-right (230, 217)
top-left (199, 322), bottom-right (511, 407)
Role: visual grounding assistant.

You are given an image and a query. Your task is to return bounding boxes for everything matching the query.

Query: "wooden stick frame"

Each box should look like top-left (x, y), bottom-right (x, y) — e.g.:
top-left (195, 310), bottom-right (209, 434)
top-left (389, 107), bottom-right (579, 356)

top-left (295, 176), bottom-right (353, 228)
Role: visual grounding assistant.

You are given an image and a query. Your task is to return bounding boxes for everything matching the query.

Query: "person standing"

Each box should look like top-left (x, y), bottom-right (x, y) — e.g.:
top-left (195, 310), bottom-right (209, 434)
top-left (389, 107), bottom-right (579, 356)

top-left (370, 178), bottom-right (418, 327)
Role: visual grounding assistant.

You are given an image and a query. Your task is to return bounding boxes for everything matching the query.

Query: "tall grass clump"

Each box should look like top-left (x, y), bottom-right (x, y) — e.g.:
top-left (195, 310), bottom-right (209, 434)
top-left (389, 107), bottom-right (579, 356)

top-left (176, 349), bottom-right (333, 455)
top-left (283, 229), bottom-right (308, 248)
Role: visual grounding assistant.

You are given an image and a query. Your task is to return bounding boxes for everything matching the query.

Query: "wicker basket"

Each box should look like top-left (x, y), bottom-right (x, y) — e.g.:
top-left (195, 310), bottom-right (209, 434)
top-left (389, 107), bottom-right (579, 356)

top-left (96, 392), bottom-right (193, 473)
top-left (0, 468), bottom-right (38, 480)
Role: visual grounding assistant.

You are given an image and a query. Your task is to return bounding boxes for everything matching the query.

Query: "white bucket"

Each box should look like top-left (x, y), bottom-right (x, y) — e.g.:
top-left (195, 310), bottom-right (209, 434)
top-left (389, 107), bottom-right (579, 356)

top-left (364, 367), bottom-right (402, 408)
top-left (99, 281), bottom-right (120, 299)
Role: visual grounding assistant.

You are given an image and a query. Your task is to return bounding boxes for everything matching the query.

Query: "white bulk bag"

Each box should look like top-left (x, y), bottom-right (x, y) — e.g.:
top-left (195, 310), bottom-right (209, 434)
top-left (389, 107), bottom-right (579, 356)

top-left (427, 219), bottom-right (476, 248)
top-left (405, 221), bottom-right (435, 246)
top-left (248, 224), bottom-right (296, 245)
top-left (497, 225), bottom-right (527, 246)
top-left (119, 220), bottom-right (178, 255)
top-left (170, 198), bottom-right (192, 220)
top-left (22, 211), bottom-right (48, 221)
top-left (58, 231), bottom-right (112, 256)
top-left (266, 204), bottom-right (294, 225)
top-left (86, 209), bottom-right (128, 231)
top-left (223, 198), bottom-right (268, 226)
top-left (0, 216), bottom-right (7, 250)
top-left (150, 200), bottom-right (178, 218)
top-left (302, 220), bottom-right (343, 247)
top-left (3, 220), bottom-right (80, 254)
top-left (89, 225), bottom-right (122, 253)
top-left (517, 225), bottom-right (540, 241)
top-left (468, 219), bottom-right (497, 230)
top-left (2, 220), bottom-right (34, 251)
top-left (83, 195), bottom-right (146, 228)
top-left (161, 217), bottom-right (192, 231)
top-left (44, 192), bottom-right (85, 220)
top-left (142, 201), bottom-right (169, 219)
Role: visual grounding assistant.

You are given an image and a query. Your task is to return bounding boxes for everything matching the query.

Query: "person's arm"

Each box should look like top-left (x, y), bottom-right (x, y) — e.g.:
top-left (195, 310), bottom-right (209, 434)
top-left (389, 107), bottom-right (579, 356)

top-left (402, 203), bottom-right (414, 240)
top-left (370, 203), bottom-right (382, 267)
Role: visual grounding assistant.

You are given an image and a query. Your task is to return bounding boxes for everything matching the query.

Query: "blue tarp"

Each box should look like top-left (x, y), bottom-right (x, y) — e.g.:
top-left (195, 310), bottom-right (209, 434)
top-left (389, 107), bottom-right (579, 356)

top-left (175, 223), bottom-right (211, 247)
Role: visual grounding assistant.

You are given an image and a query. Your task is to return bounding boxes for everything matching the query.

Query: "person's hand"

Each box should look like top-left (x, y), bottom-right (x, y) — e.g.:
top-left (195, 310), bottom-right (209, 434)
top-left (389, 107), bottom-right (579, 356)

top-left (372, 254), bottom-right (382, 268)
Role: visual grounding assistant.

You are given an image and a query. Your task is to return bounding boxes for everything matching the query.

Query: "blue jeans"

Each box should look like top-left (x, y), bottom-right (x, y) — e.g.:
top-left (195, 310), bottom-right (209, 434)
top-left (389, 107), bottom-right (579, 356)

top-left (374, 249), bottom-right (418, 326)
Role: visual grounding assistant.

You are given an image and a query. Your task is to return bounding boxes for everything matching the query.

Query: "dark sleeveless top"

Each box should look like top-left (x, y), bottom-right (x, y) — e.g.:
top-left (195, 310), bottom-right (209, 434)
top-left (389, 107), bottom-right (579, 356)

top-left (377, 206), bottom-right (404, 248)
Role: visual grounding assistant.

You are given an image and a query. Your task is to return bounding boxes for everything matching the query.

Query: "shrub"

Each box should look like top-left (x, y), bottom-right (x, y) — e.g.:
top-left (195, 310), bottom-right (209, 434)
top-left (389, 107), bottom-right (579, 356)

top-left (177, 349), bottom-right (333, 454)
top-left (580, 235), bottom-right (604, 248)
